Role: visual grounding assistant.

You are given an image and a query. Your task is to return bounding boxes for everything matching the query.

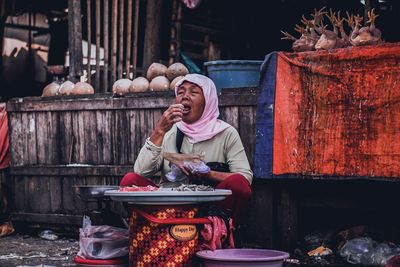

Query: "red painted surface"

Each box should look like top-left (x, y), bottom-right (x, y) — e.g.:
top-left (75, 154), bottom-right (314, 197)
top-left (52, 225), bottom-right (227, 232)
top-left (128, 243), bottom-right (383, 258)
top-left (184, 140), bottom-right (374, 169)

top-left (273, 43), bottom-right (400, 178)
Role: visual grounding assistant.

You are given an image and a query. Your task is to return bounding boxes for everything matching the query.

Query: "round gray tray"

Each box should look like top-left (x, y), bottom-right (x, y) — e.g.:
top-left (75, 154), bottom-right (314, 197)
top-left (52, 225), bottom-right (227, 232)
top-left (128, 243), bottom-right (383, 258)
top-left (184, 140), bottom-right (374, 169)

top-left (73, 185), bottom-right (119, 200)
top-left (104, 189), bottom-right (232, 205)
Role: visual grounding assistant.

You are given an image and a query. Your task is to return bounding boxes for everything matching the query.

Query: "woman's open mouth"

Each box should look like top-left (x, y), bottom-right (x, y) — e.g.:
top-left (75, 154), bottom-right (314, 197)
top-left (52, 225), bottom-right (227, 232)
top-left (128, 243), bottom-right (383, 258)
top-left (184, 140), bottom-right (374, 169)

top-left (182, 104), bottom-right (191, 115)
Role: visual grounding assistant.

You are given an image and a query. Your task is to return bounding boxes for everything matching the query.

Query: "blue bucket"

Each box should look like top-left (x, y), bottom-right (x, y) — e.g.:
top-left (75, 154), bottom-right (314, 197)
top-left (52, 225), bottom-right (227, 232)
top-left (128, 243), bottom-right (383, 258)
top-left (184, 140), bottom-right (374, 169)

top-left (204, 60), bottom-right (262, 92)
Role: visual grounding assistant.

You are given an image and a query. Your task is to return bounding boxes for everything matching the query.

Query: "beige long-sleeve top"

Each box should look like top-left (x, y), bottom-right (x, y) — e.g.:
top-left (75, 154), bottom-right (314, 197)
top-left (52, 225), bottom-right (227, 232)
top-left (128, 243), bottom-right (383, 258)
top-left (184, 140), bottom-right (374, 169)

top-left (134, 124), bottom-right (253, 184)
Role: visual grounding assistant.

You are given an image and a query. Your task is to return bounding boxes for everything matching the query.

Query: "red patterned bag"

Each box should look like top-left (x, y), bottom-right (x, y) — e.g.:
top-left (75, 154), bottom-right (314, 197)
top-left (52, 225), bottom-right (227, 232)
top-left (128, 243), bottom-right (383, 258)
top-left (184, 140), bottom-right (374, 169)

top-left (129, 206), bottom-right (209, 267)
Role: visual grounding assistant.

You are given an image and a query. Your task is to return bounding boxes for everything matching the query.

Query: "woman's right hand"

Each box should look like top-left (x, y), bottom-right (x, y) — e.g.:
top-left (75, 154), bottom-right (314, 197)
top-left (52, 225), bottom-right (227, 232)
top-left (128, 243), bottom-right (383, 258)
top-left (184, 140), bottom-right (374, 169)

top-left (149, 104), bottom-right (184, 146)
top-left (157, 104), bottom-right (184, 133)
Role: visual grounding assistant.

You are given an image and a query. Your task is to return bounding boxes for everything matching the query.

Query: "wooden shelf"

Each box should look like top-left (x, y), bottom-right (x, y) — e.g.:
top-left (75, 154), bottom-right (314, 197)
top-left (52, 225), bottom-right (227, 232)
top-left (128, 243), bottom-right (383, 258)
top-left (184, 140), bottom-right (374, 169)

top-left (10, 165), bottom-right (133, 176)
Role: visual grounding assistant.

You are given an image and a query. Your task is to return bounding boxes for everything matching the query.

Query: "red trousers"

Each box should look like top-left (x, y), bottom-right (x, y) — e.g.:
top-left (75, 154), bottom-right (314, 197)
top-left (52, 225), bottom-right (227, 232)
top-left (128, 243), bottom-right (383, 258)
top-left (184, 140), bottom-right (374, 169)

top-left (120, 172), bottom-right (252, 224)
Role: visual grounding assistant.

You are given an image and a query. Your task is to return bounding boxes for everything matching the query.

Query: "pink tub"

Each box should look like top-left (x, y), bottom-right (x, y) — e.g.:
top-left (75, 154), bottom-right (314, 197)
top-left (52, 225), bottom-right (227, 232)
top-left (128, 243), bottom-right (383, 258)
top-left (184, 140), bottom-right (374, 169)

top-left (196, 249), bottom-right (289, 267)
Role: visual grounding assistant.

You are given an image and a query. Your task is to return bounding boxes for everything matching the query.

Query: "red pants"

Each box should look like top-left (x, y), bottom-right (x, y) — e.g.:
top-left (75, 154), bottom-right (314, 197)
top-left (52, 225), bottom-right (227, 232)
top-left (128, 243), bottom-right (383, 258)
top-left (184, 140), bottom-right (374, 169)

top-left (120, 172), bottom-right (252, 224)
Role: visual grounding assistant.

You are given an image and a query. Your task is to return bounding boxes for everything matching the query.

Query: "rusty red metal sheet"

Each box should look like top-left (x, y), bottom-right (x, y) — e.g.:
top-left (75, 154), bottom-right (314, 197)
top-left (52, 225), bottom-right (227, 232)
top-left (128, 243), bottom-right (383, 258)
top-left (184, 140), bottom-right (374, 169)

top-left (273, 43), bottom-right (400, 178)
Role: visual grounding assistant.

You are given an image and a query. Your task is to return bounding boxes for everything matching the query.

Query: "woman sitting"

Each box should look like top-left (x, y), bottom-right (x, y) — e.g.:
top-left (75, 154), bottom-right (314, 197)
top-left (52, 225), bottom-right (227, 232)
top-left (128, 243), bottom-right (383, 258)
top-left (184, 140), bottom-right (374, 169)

top-left (120, 74), bottom-right (252, 224)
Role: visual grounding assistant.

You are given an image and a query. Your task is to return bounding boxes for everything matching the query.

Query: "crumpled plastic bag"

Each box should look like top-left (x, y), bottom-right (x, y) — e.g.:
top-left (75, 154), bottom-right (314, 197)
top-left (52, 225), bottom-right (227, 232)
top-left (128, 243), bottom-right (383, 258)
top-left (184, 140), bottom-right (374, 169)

top-left (163, 152), bottom-right (210, 182)
top-left (340, 237), bottom-right (400, 266)
top-left (77, 225), bottom-right (129, 259)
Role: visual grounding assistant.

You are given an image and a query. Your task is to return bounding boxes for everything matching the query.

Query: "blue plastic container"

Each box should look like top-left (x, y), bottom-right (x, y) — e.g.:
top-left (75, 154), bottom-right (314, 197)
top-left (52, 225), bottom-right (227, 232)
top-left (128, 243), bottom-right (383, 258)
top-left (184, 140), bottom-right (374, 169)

top-left (204, 60), bottom-right (262, 92)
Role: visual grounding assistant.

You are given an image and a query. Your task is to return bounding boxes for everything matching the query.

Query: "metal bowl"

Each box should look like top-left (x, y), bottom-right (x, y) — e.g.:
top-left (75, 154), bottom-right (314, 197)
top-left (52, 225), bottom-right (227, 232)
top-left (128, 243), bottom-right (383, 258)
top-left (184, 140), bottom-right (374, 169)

top-left (73, 185), bottom-right (120, 200)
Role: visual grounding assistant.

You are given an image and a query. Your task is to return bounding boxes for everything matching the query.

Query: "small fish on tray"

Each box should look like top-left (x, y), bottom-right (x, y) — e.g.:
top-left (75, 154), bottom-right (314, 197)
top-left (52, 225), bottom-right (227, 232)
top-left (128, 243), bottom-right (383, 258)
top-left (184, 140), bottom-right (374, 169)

top-left (170, 184), bottom-right (214, 192)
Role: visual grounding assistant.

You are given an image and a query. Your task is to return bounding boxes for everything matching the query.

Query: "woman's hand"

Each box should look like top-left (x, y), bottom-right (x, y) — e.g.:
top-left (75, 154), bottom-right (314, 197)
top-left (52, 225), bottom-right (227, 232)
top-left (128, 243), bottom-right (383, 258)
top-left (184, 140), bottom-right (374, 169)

top-left (157, 104), bottom-right (184, 133)
top-left (149, 104), bottom-right (184, 146)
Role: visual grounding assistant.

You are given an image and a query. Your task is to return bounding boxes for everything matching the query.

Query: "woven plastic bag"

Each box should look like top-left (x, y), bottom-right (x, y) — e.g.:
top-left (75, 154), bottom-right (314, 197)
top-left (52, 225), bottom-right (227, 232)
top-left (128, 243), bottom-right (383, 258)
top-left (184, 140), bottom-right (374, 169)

top-left (78, 225), bottom-right (129, 259)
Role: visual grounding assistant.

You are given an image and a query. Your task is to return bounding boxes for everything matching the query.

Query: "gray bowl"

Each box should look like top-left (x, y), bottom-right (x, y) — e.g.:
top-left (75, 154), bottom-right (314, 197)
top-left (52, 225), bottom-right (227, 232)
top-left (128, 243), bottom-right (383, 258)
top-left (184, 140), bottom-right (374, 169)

top-left (73, 185), bottom-right (119, 200)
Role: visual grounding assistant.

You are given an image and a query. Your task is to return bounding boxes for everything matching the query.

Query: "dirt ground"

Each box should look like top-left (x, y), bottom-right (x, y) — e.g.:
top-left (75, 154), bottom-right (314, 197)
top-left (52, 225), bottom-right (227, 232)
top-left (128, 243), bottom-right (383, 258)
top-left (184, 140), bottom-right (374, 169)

top-left (0, 233), bottom-right (79, 267)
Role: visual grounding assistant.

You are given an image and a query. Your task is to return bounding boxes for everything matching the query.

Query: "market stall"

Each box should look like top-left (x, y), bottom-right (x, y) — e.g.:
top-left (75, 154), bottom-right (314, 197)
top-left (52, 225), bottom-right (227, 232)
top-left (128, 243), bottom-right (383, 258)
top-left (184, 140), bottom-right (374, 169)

top-left (5, 88), bottom-right (257, 226)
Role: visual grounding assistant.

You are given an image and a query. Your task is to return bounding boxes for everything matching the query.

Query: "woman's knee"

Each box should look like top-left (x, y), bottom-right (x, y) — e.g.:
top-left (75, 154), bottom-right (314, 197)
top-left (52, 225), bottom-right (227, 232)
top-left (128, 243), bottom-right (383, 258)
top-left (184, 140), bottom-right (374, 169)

top-left (216, 174), bottom-right (252, 199)
top-left (120, 172), bottom-right (149, 186)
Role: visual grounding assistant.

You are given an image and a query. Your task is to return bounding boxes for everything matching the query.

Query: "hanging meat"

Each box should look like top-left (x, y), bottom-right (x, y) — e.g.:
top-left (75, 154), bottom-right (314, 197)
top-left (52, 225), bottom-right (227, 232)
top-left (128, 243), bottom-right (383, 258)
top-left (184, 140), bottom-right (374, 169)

top-left (349, 9), bottom-right (382, 46)
top-left (281, 7), bottom-right (384, 52)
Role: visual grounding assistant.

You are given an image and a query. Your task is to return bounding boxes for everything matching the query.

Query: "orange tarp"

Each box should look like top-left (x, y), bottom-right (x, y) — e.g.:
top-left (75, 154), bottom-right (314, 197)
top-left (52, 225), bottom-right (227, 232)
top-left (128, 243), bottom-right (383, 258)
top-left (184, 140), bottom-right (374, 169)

top-left (273, 43), bottom-right (400, 178)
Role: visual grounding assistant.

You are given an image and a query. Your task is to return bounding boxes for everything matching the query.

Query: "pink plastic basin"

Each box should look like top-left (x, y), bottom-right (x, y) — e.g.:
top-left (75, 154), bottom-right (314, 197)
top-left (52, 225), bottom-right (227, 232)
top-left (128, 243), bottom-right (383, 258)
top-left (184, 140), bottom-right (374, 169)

top-left (196, 249), bottom-right (289, 267)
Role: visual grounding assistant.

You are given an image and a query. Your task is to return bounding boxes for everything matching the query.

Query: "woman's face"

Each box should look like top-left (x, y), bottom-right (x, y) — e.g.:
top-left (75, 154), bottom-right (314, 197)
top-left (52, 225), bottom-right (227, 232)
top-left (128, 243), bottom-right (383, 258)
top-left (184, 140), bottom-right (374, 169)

top-left (176, 81), bottom-right (205, 124)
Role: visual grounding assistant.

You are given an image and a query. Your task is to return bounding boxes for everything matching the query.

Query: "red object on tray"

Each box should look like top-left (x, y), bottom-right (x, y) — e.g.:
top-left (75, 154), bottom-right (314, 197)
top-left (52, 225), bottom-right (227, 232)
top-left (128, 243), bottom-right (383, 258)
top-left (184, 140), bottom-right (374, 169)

top-left (119, 185), bottom-right (158, 192)
top-left (73, 255), bottom-right (128, 266)
top-left (273, 43), bottom-right (400, 178)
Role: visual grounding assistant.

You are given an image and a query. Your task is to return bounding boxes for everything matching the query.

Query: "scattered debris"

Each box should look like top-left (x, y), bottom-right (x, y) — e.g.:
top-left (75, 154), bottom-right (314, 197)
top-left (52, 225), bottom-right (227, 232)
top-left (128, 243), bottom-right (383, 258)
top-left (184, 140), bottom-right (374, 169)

top-left (39, 230), bottom-right (58, 241)
top-left (0, 221), bottom-right (15, 237)
top-left (0, 234), bottom-right (79, 266)
top-left (307, 246), bottom-right (333, 257)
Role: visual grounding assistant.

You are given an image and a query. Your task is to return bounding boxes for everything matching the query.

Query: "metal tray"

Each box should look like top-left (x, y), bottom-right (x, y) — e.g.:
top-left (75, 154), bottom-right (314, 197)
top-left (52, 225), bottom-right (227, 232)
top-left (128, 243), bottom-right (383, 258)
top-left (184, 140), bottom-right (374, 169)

top-left (104, 189), bottom-right (232, 205)
top-left (73, 185), bottom-right (120, 200)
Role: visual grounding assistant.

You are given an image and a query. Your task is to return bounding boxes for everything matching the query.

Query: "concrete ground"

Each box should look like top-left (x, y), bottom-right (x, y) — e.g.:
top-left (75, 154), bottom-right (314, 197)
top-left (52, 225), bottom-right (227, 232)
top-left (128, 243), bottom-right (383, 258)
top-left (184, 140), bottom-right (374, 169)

top-left (0, 233), bottom-right (79, 267)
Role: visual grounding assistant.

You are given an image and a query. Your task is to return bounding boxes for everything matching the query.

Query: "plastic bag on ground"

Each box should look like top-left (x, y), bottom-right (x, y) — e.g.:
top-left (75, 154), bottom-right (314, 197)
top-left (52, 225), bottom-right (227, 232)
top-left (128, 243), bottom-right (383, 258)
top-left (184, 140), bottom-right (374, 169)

top-left (340, 237), bottom-right (377, 265)
top-left (78, 225), bottom-right (129, 259)
top-left (38, 230), bottom-right (58, 241)
top-left (340, 237), bottom-right (400, 266)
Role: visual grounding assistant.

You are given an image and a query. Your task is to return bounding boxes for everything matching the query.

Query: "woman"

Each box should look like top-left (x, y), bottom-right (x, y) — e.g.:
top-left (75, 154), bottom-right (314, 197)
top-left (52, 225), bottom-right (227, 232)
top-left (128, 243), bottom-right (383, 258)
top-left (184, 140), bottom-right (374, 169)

top-left (120, 74), bottom-right (252, 224)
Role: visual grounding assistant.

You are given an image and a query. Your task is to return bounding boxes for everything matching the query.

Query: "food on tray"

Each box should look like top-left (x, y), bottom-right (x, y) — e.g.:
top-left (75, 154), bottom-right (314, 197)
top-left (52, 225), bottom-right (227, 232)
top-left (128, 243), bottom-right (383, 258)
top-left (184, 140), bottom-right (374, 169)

top-left (119, 185), bottom-right (158, 192)
top-left (171, 184), bottom-right (214, 191)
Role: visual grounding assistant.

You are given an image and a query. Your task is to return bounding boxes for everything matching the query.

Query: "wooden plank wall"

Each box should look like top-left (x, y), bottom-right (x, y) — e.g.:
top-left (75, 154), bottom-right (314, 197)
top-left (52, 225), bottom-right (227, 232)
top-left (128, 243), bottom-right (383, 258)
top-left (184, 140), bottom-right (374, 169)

top-left (5, 89), bottom-right (258, 226)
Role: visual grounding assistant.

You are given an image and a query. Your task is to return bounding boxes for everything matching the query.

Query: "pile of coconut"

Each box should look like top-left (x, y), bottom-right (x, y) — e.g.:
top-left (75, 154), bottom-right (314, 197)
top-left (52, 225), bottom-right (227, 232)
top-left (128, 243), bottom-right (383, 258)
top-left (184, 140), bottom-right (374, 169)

top-left (42, 78), bottom-right (94, 97)
top-left (112, 62), bottom-right (189, 96)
